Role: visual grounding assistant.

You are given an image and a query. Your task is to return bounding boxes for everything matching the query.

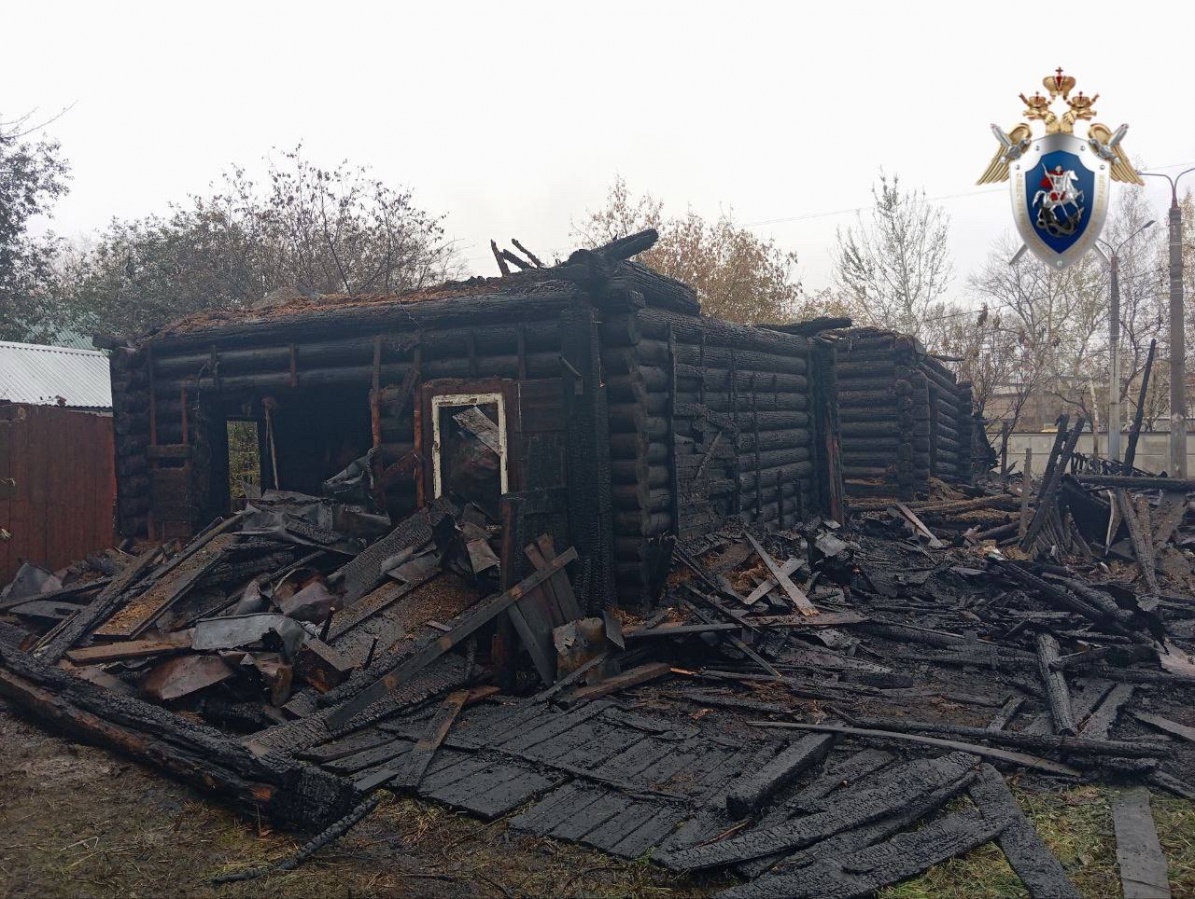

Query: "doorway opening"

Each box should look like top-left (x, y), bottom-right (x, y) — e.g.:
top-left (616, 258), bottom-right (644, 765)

top-left (431, 392), bottom-right (508, 520)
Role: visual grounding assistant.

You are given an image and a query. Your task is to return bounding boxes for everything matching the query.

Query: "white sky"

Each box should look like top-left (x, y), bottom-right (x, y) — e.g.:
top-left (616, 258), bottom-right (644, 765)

top-left (5, 0), bottom-right (1194, 298)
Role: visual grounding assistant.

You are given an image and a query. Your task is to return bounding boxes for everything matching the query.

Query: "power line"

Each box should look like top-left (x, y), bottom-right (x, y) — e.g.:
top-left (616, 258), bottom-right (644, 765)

top-left (741, 159), bottom-right (1195, 230)
top-left (743, 187), bottom-right (1003, 229)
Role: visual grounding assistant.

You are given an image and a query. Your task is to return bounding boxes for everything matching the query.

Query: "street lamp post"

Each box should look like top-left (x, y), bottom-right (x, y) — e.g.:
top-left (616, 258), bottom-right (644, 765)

top-left (1096, 220), bottom-right (1156, 465)
top-left (1140, 167), bottom-right (1194, 477)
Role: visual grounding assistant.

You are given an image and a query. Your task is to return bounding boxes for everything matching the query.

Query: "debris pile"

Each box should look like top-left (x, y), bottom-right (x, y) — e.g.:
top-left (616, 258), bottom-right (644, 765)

top-left (4, 436), bottom-right (1195, 894)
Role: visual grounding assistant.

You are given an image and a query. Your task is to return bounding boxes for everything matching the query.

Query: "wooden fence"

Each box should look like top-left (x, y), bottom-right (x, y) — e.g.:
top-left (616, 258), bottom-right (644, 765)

top-left (0, 404), bottom-right (116, 585)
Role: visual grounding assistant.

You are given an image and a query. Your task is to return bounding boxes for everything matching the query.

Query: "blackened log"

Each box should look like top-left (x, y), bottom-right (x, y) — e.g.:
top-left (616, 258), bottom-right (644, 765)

top-left (1020, 417), bottom-right (1086, 551)
top-left (1037, 417), bottom-right (1069, 490)
top-left (1123, 339), bottom-right (1157, 473)
top-left (638, 307), bottom-right (812, 356)
top-left (966, 765), bottom-right (1082, 898)
top-left (149, 290), bottom-right (578, 352)
top-left (0, 645), bottom-right (360, 830)
top-left (851, 716), bottom-right (1163, 757)
top-left (725, 734), bottom-right (834, 818)
top-left (1036, 633), bottom-right (1077, 736)
top-left (750, 722), bottom-right (1080, 776)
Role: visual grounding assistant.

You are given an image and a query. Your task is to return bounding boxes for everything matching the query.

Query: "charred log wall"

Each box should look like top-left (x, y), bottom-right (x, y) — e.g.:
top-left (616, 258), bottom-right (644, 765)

top-left (606, 307), bottom-right (837, 603)
top-left (834, 328), bottom-right (975, 500)
top-left (114, 292), bottom-right (580, 536)
top-left (111, 347), bottom-right (152, 538)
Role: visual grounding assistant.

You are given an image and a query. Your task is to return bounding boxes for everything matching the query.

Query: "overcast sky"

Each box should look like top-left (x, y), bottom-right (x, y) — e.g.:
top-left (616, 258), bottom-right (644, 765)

top-left (5, 0), bottom-right (1194, 298)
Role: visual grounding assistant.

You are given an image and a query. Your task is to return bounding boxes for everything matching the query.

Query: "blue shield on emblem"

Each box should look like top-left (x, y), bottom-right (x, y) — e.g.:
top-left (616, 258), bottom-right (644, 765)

top-left (1025, 150), bottom-right (1093, 254)
top-left (1010, 133), bottom-right (1111, 268)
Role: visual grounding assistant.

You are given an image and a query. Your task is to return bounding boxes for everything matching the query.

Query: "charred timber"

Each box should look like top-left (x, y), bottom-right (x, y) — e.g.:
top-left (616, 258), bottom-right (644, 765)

top-left (145, 290), bottom-right (579, 351)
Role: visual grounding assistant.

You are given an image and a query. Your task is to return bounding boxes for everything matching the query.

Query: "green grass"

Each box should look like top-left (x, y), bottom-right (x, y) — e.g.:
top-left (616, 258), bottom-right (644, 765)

top-left (882, 783), bottom-right (1195, 898)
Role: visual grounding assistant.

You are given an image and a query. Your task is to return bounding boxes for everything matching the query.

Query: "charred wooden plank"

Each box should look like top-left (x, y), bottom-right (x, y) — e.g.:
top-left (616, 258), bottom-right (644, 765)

top-left (1080, 684), bottom-right (1135, 740)
top-left (968, 764), bottom-right (1081, 898)
top-left (655, 752), bottom-right (979, 871)
top-left (1076, 474), bottom-right (1195, 492)
top-left (987, 695), bottom-right (1027, 732)
top-left (1112, 788), bottom-right (1172, 899)
top-left (559, 662), bottom-right (671, 707)
top-left (893, 502), bottom-right (945, 548)
top-left (848, 716), bottom-right (1163, 758)
top-left (33, 548), bottom-right (163, 663)
top-left (1022, 418), bottom-right (1085, 551)
top-left (745, 534), bottom-right (816, 615)
top-left (96, 534), bottom-right (236, 638)
top-left (1116, 489), bottom-right (1162, 594)
top-left (1130, 710), bottom-right (1195, 744)
top-left (724, 734), bottom-right (834, 818)
top-left (391, 690), bottom-right (470, 790)
top-left (324, 549), bottom-right (577, 730)
top-left (65, 631), bottom-right (193, 664)
top-left (748, 722), bottom-right (1081, 776)
top-left (0, 578), bottom-right (110, 613)
top-left (718, 810), bottom-right (1004, 899)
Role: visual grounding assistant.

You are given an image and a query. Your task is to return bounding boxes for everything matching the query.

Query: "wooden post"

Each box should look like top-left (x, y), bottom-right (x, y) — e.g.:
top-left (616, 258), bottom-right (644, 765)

top-left (1019, 446), bottom-right (1033, 538)
top-left (370, 336), bottom-right (383, 450)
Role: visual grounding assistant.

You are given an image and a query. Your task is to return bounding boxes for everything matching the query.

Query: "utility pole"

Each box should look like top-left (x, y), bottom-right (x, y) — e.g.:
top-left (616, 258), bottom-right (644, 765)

top-left (1096, 220), bottom-right (1155, 466)
top-left (1141, 167), bottom-right (1194, 476)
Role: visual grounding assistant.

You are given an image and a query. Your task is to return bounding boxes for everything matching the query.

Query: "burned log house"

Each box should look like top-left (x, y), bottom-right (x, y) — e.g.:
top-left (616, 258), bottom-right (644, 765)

top-left (108, 231), bottom-right (843, 610)
top-left (819, 327), bottom-right (980, 501)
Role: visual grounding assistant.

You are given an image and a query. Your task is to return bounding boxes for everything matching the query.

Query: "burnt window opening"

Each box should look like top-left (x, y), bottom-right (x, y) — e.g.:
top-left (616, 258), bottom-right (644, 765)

top-left (264, 386), bottom-right (373, 497)
top-left (226, 419), bottom-right (262, 509)
top-left (431, 393), bottom-right (508, 521)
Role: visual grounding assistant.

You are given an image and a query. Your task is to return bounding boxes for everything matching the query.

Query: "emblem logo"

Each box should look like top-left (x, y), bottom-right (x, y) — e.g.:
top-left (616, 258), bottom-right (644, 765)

top-left (977, 68), bottom-right (1142, 268)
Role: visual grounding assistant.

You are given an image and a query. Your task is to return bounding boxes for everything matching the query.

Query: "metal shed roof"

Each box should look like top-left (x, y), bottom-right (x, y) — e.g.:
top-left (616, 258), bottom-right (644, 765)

top-left (0, 340), bottom-right (112, 409)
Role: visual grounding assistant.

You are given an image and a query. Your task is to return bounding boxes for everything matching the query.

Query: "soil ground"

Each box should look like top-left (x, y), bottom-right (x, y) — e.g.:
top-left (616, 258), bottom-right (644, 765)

top-left (3, 700), bottom-right (1194, 899)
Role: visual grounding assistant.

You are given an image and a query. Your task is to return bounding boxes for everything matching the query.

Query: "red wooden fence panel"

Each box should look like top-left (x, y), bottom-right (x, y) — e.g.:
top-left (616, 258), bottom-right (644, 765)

top-left (0, 404), bottom-right (116, 585)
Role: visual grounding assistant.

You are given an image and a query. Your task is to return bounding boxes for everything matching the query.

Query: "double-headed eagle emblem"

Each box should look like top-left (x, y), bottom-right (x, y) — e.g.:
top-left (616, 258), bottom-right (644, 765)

top-left (979, 69), bottom-right (1140, 267)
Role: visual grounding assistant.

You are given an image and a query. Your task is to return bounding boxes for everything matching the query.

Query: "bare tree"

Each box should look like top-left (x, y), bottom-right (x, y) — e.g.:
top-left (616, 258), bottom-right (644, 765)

top-left (967, 234), bottom-right (1107, 430)
top-left (832, 172), bottom-right (953, 344)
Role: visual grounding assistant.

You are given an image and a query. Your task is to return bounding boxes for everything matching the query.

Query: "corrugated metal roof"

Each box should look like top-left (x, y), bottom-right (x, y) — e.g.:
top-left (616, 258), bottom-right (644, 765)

top-left (0, 341), bottom-right (112, 409)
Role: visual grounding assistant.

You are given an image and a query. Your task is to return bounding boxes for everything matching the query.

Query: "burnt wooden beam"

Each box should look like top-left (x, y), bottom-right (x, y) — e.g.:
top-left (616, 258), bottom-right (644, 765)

top-left (510, 238), bottom-right (545, 268)
top-left (749, 722), bottom-right (1081, 777)
top-left (0, 644), bottom-right (360, 830)
top-left (1021, 417), bottom-right (1085, 551)
top-left (848, 715), bottom-right (1163, 758)
top-left (1036, 632), bottom-right (1077, 736)
top-left (1123, 339), bottom-right (1157, 473)
top-left (1130, 710), bottom-right (1195, 744)
top-left (0, 578), bottom-right (110, 613)
top-left (745, 534), bottom-right (816, 615)
top-left (1076, 474), bottom-right (1195, 492)
top-left (558, 662), bottom-right (671, 707)
top-left (391, 689), bottom-right (469, 790)
top-left (724, 734), bottom-right (834, 818)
